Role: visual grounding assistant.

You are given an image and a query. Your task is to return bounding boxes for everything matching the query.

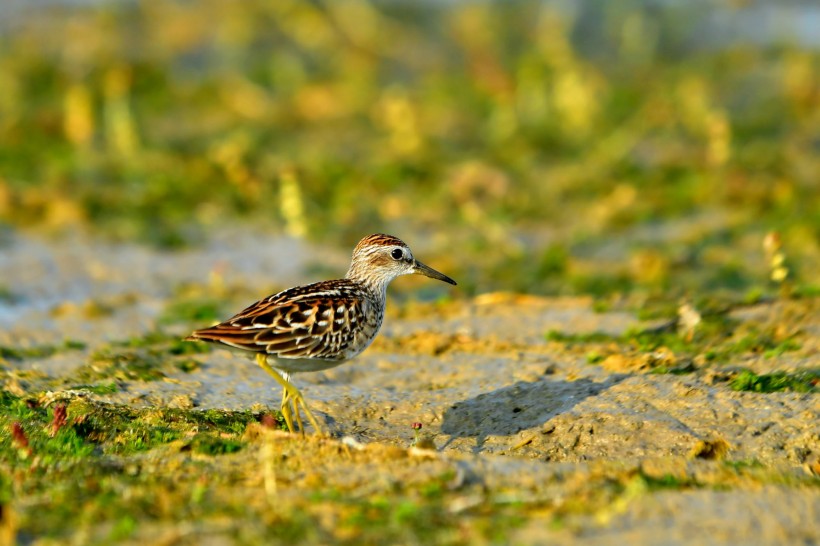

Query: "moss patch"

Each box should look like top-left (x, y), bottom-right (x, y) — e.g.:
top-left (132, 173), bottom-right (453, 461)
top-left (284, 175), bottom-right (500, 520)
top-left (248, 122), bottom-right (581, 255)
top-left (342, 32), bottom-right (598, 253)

top-left (729, 369), bottom-right (819, 393)
top-left (545, 301), bottom-right (805, 374)
top-left (0, 340), bottom-right (86, 361)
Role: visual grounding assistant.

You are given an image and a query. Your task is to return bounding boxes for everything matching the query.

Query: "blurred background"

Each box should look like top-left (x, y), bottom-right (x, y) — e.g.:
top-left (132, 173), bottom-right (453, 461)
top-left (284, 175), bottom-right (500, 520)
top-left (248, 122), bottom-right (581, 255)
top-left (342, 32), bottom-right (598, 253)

top-left (0, 0), bottom-right (818, 308)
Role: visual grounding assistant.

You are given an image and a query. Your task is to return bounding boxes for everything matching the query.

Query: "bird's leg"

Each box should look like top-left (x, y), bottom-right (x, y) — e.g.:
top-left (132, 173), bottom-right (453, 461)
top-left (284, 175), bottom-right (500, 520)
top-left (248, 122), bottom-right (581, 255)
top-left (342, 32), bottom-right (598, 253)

top-left (255, 354), bottom-right (324, 435)
top-left (256, 354), bottom-right (296, 432)
top-left (280, 379), bottom-right (289, 407)
top-left (279, 379), bottom-right (297, 429)
top-left (281, 385), bottom-right (299, 433)
top-left (290, 388), bottom-right (323, 435)
top-left (292, 398), bottom-right (305, 432)
top-left (280, 371), bottom-right (306, 432)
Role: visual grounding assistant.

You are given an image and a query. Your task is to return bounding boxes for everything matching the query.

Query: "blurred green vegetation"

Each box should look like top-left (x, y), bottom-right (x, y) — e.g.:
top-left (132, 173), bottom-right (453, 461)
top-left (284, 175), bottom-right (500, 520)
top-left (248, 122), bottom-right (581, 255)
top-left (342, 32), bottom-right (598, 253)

top-left (729, 368), bottom-right (819, 393)
top-left (0, 1), bottom-right (818, 300)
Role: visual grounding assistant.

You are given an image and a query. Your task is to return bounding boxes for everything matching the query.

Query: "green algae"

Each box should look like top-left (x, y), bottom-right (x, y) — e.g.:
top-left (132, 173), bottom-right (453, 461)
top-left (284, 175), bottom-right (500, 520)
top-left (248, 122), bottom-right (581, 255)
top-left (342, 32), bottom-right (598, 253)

top-left (729, 369), bottom-right (819, 394)
top-left (0, 340), bottom-right (86, 361)
top-left (0, 391), bottom-right (263, 462)
top-left (70, 382), bottom-right (119, 395)
top-left (546, 305), bottom-right (804, 372)
top-left (71, 331), bottom-right (211, 383)
top-left (159, 298), bottom-right (226, 326)
top-left (1, 386), bottom-right (818, 543)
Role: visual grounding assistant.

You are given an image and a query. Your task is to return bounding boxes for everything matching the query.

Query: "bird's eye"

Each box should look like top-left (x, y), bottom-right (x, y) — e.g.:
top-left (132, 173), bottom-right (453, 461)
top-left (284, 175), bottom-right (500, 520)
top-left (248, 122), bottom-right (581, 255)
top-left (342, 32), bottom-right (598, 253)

top-left (391, 248), bottom-right (404, 260)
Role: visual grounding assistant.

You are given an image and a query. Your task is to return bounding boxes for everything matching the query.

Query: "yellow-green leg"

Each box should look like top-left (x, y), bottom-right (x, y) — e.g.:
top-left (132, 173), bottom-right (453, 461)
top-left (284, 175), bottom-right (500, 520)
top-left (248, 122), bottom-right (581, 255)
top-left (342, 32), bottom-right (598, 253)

top-left (280, 380), bottom-right (305, 432)
top-left (256, 354), bottom-right (324, 434)
top-left (275, 375), bottom-right (296, 433)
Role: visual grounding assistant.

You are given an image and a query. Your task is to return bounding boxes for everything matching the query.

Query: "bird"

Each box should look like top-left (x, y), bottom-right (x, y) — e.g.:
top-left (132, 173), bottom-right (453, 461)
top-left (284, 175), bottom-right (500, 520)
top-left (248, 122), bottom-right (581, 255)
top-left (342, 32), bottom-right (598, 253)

top-left (185, 234), bottom-right (457, 434)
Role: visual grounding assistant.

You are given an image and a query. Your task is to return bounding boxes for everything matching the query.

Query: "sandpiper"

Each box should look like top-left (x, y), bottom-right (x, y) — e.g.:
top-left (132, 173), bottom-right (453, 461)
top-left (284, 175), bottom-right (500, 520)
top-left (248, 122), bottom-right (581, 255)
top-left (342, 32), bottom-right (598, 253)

top-left (186, 234), bottom-right (457, 434)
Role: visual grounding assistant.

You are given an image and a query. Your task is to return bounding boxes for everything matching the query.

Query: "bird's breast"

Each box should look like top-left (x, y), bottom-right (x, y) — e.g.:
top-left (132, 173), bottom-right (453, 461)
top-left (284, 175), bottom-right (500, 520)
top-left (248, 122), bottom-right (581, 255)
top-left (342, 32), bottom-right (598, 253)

top-left (342, 301), bottom-right (384, 359)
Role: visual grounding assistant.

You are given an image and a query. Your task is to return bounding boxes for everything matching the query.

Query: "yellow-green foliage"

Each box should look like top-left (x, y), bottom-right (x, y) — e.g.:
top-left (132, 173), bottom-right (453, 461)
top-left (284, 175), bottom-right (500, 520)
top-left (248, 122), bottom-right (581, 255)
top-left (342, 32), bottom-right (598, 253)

top-left (0, 2), bottom-right (818, 300)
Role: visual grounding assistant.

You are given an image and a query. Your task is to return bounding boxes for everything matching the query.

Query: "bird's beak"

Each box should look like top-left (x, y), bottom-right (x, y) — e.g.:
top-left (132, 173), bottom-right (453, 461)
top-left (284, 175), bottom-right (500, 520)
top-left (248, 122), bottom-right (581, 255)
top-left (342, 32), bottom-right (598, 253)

top-left (412, 260), bottom-right (457, 285)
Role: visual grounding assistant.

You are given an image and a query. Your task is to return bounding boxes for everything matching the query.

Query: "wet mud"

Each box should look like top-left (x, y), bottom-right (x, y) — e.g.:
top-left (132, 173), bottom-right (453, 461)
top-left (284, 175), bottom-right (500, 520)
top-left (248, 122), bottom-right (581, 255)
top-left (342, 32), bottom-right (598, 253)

top-left (1, 232), bottom-right (818, 544)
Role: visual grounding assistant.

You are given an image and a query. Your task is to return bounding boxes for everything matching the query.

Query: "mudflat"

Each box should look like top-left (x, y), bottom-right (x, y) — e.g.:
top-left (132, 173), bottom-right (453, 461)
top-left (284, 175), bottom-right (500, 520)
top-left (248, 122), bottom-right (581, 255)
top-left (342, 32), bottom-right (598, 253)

top-left (1, 233), bottom-right (817, 544)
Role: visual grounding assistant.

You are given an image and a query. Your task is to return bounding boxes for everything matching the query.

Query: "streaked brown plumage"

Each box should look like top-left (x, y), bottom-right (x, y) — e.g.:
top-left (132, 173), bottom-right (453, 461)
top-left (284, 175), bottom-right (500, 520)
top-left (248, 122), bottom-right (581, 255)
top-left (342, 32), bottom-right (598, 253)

top-left (186, 234), bottom-right (456, 434)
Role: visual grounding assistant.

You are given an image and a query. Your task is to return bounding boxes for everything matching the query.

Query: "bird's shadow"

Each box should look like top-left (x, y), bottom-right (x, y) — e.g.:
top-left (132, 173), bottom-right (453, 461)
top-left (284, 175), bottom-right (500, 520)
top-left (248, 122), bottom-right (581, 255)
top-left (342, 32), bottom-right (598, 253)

top-left (440, 374), bottom-right (629, 453)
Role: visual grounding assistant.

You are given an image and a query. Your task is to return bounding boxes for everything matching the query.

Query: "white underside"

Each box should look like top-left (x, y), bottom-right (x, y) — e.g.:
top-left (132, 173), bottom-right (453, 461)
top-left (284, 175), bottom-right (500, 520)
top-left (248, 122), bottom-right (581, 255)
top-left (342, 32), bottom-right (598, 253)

top-left (266, 356), bottom-right (348, 374)
top-left (219, 346), bottom-right (354, 374)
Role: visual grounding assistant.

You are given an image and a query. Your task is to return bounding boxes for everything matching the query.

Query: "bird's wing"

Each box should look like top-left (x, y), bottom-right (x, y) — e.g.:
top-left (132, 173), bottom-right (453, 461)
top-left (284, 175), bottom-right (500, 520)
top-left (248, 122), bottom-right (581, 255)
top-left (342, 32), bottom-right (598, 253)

top-left (187, 286), bottom-right (367, 361)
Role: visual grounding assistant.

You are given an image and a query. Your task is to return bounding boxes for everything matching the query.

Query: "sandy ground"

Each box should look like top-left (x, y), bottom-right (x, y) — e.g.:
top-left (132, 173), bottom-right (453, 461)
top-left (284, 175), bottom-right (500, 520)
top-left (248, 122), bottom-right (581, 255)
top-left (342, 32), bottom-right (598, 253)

top-left (1, 231), bottom-right (818, 545)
